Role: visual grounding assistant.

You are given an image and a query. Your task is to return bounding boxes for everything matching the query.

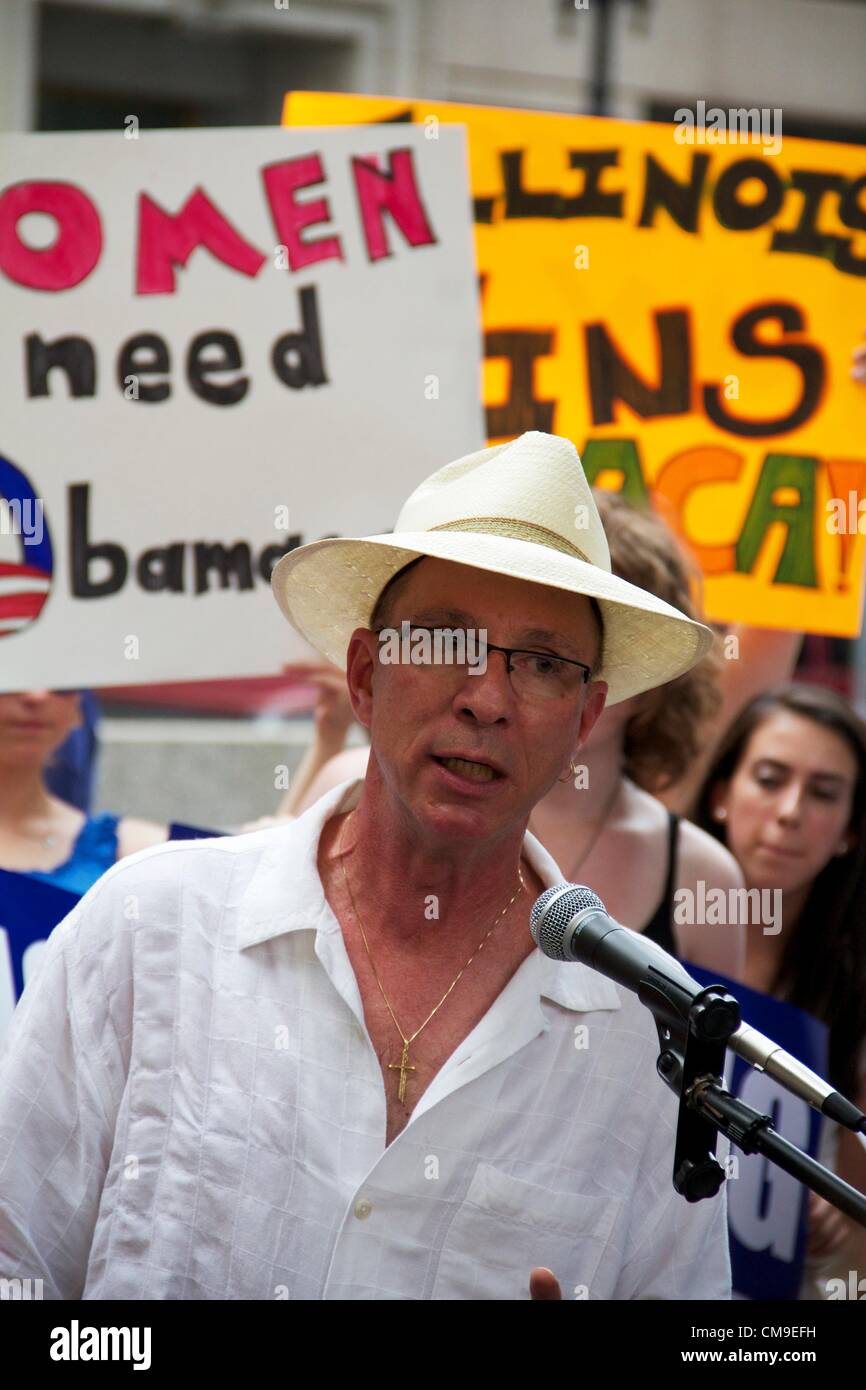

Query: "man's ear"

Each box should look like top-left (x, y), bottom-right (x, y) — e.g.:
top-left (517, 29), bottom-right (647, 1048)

top-left (344, 629), bottom-right (378, 732)
top-left (576, 680), bottom-right (608, 746)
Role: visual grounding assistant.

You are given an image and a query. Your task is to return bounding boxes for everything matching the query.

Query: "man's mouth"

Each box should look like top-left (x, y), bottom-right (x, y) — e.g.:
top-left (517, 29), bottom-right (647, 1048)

top-left (433, 755), bottom-right (503, 784)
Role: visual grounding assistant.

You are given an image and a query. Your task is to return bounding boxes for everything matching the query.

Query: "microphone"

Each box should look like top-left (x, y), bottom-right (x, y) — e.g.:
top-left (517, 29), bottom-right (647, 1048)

top-left (530, 882), bottom-right (866, 1133)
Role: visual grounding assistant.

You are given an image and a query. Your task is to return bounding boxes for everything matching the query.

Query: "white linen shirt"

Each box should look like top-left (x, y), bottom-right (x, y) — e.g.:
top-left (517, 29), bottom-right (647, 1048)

top-left (0, 778), bottom-right (731, 1300)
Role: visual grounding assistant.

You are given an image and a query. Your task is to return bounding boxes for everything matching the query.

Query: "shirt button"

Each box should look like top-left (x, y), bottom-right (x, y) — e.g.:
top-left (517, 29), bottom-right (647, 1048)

top-left (354, 1198), bottom-right (373, 1220)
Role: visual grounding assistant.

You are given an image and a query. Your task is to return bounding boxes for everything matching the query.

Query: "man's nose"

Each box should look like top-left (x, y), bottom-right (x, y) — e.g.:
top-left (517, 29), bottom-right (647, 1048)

top-left (453, 648), bottom-right (513, 722)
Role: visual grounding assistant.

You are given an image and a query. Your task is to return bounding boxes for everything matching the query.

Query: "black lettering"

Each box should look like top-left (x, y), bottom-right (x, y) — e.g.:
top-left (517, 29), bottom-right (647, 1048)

top-left (836, 175), bottom-right (866, 276)
top-left (585, 309), bottom-right (691, 426)
top-left (637, 152), bottom-right (710, 232)
top-left (501, 150), bottom-right (562, 219)
top-left (703, 301), bottom-right (824, 437)
top-left (69, 483), bottom-right (127, 597)
top-left (502, 149), bottom-right (622, 219)
top-left (193, 541), bottom-right (254, 593)
top-left (769, 170), bottom-right (845, 261)
top-left (27, 333), bottom-right (95, 398)
top-left (117, 333), bottom-right (170, 403)
top-left (258, 535), bottom-right (302, 582)
top-left (564, 151), bottom-right (624, 218)
top-left (484, 330), bottom-right (556, 436)
top-left (187, 331), bottom-right (249, 406)
top-left (136, 544), bottom-right (185, 591)
top-left (713, 158), bottom-right (784, 231)
top-left (271, 285), bottom-right (328, 389)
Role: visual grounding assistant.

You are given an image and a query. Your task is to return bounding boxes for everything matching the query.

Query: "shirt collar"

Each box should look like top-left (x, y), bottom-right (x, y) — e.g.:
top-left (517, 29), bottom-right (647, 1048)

top-left (236, 777), bottom-right (621, 1016)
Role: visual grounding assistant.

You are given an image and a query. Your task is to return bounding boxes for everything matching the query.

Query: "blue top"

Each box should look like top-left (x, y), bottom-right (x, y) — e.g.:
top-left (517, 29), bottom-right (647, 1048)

top-left (25, 812), bottom-right (121, 896)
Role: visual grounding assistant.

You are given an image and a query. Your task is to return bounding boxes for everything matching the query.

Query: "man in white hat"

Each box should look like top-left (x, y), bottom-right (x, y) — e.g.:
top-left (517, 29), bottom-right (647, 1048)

top-left (0, 432), bottom-right (731, 1300)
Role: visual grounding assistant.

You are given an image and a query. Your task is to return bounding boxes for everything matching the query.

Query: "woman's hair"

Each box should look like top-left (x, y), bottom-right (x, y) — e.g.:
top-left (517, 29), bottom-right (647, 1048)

top-left (591, 488), bottom-right (723, 792)
top-left (695, 683), bottom-right (866, 1097)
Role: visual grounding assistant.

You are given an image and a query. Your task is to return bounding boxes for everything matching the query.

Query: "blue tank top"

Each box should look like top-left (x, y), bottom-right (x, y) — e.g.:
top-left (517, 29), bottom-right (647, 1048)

top-left (25, 812), bottom-right (121, 896)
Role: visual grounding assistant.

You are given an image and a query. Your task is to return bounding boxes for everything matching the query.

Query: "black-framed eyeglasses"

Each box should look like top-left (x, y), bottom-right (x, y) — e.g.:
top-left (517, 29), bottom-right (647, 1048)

top-left (373, 623), bottom-right (592, 703)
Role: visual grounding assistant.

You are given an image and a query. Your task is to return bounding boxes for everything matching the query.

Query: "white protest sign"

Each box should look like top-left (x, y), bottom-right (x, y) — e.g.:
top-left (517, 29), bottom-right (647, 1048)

top-left (0, 125), bottom-right (483, 689)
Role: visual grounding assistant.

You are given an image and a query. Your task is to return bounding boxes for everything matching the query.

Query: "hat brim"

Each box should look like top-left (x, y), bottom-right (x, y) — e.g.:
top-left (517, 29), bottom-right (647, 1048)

top-left (270, 531), bottom-right (715, 706)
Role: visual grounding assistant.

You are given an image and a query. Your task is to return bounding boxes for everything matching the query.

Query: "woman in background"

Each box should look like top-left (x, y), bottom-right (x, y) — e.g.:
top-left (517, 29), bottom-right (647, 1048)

top-left (695, 683), bottom-right (866, 1289)
top-left (0, 688), bottom-right (167, 894)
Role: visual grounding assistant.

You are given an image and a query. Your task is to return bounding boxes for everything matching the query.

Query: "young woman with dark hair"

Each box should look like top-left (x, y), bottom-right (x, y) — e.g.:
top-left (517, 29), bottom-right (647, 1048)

top-left (694, 682), bottom-right (866, 1287)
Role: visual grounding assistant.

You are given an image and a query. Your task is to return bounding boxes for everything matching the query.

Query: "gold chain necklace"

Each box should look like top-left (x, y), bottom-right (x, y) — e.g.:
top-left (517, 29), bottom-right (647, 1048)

top-left (337, 812), bottom-right (527, 1104)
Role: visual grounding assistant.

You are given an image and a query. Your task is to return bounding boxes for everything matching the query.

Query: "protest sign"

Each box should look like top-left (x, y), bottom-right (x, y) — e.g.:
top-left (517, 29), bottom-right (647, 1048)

top-left (689, 964), bottom-right (830, 1300)
top-left (0, 870), bottom-right (78, 1042)
top-left (285, 93), bottom-right (866, 636)
top-left (0, 124), bottom-right (483, 689)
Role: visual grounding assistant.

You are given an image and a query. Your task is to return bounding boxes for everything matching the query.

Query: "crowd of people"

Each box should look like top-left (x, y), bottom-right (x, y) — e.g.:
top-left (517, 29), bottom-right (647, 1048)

top-left (246, 492), bottom-right (866, 1294)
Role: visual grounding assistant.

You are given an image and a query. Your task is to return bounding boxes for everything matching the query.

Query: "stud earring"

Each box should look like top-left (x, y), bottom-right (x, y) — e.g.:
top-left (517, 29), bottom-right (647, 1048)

top-left (714, 807), bottom-right (727, 822)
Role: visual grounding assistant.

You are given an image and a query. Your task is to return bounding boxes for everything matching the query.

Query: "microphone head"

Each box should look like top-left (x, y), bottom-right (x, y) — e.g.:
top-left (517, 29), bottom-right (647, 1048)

top-left (530, 883), bottom-right (605, 960)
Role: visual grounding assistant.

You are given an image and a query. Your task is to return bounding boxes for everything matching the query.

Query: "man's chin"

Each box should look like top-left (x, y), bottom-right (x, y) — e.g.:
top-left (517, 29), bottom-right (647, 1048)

top-left (411, 766), bottom-right (525, 841)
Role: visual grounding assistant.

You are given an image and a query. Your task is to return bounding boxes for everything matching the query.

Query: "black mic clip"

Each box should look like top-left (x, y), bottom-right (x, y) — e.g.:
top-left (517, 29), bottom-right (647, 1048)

top-left (640, 970), bottom-right (742, 1203)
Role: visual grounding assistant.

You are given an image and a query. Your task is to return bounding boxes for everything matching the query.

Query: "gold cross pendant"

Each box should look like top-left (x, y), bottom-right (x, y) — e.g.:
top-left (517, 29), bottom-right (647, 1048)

top-left (387, 1040), bottom-right (417, 1104)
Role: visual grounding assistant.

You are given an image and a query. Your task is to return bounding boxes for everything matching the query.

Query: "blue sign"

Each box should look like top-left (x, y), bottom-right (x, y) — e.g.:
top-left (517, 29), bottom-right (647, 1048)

top-left (687, 963), bottom-right (829, 1301)
top-left (0, 870), bottom-right (80, 1042)
top-left (167, 822), bottom-right (222, 841)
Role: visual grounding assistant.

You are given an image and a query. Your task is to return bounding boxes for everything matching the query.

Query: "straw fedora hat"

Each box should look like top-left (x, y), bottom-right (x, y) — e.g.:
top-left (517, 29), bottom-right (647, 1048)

top-left (270, 431), bottom-right (713, 706)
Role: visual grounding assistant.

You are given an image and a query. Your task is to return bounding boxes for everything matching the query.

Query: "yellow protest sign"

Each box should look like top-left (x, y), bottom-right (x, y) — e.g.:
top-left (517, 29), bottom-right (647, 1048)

top-left (284, 91), bottom-right (866, 636)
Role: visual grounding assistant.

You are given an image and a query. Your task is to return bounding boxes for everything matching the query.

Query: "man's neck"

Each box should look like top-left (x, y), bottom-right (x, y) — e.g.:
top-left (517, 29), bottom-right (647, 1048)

top-left (322, 770), bottom-right (537, 952)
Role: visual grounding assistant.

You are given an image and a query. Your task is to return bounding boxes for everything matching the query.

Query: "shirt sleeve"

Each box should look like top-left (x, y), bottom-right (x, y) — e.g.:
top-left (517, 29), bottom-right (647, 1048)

top-left (0, 877), bottom-right (130, 1298)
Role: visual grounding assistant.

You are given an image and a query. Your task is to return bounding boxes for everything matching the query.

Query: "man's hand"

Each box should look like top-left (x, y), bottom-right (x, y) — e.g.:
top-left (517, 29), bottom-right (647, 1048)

top-left (530, 1266), bottom-right (562, 1299)
top-left (282, 661), bottom-right (355, 750)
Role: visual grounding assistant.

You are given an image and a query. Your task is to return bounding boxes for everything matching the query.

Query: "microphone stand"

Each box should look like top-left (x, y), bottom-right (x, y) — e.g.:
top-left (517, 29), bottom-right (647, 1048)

top-left (640, 969), bottom-right (866, 1225)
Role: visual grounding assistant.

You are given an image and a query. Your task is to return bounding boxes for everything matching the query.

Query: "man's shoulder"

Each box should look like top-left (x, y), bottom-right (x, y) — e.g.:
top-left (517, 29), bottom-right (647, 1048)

top-left (56, 822), bottom-right (302, 947)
